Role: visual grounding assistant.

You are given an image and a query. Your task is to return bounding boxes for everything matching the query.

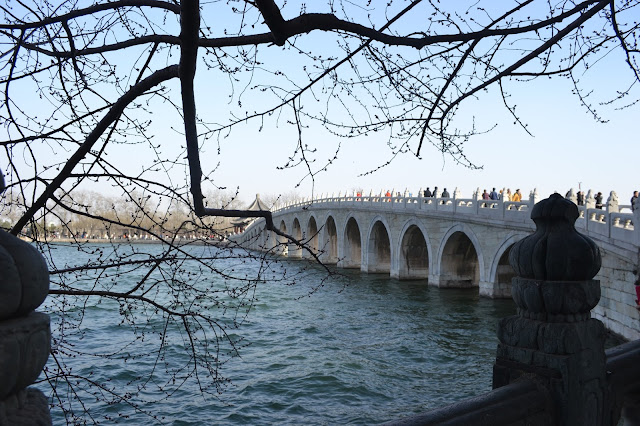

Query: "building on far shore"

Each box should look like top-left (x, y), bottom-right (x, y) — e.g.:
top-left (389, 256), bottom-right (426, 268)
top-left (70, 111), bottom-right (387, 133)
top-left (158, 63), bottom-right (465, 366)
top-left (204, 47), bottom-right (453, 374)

top-left (231, 194), bottom-right (270, 234)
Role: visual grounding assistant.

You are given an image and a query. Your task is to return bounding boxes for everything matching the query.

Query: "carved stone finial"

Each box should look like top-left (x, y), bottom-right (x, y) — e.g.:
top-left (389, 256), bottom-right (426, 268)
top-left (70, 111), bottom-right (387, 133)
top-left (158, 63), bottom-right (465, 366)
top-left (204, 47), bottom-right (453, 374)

top-left (496, 193), bottom-right (608, 425)
top-left (607, 191), bottom-right (619, 213)
top-left (509, 193), bottom-right (601, 281)
top-left (0, 232), bottom-right (50, 320)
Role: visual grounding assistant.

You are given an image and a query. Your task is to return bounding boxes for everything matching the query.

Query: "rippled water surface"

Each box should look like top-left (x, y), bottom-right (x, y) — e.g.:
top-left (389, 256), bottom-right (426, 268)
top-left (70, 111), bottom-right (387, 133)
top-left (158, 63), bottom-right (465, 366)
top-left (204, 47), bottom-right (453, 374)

top-left (39, 243), bottom-right (517, 425)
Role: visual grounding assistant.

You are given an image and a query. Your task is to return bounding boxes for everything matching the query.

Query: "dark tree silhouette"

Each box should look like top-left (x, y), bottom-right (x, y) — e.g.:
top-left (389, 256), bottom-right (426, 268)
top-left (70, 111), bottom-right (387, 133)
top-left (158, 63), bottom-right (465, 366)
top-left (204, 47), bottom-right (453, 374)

top-left (1, 0), bottom-right (638, 422)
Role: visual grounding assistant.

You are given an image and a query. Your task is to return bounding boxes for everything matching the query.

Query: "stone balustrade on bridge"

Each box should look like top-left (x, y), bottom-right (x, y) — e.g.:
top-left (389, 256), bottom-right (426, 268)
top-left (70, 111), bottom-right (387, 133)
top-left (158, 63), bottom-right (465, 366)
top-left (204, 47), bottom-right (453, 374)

top-left (231, 190), bottom-right (640, 340)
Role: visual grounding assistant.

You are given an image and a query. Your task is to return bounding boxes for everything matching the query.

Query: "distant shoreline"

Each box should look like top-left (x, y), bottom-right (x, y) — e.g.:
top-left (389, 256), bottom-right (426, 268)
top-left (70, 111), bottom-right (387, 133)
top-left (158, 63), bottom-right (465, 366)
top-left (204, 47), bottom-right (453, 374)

top-left (24, 237), bottom-right (231, 247)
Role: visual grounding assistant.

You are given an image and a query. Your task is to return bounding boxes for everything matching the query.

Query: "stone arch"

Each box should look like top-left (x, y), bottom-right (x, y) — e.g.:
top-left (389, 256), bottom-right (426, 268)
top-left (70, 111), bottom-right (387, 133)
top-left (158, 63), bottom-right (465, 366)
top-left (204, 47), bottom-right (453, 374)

top-left (323, 215), bottom-right (338, 264)
top-left (487, 233), bottom-right (528, 296)
top-left (366, 217), bottom-right (392, 274)
top-left (306, 215), bottom-right (319, 257)
top-left (397, 221), bottom-right (432, 280)
top-left (292, 217), bottom-right (302, 239)
top-left (341, 216), bottom-right (362, 269)
top-left (290, 217), bottom-right (303, 258)
top-left (437, 224), bottom-right (484, 288)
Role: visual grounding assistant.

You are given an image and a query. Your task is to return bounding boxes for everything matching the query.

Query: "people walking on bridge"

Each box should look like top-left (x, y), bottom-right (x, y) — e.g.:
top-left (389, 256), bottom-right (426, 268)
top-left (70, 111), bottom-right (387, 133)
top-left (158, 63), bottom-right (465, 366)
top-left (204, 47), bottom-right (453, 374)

top-left (595, 192), bottom-right (603, 209)
top-left (441, 188), bottom-right (450, 204)
top-left (424, 187), bottom-right (432, 197)
top-left (505, 188), bottom-right (512, 201)
top-left (631, 191), bottom-right (639, 211)
top-left (577, 191), bottom-right (585, 206)
top-left (482, 189), bottom-right (490, 200)
top-left (433, 186), bottom-right (439, 198)
top-left (489, 188), bottom-right (499, 200)
top-left (512, 189), bottom-right (522, 202)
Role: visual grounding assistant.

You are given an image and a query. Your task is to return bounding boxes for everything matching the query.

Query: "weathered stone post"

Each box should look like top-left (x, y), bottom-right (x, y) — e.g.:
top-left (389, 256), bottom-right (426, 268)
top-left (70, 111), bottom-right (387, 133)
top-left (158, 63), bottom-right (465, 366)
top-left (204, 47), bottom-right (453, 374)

top-left (493, 193), bottom-right (609, 425)
top-left (635, 205), bottom-right (640, 246)
top-left (0, 172), bottom-right (51, 425)
top-left (566, 188), bottom-right (577, 204)
top-left (606, 191), bottom-right (619, 213)
top-left (585, 189), bottom-right (596, 209)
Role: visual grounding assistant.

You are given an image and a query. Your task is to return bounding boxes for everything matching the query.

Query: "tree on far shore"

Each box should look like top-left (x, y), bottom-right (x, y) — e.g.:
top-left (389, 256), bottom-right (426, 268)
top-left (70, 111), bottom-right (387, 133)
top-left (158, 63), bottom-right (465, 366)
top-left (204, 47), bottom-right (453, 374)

top-left (1, 0), bottom-right (638, 422)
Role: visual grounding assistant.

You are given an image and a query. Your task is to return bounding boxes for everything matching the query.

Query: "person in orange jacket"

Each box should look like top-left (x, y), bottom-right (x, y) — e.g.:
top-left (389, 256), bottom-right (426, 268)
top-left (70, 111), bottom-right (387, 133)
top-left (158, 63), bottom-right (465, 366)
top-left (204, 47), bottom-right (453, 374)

top-left (512, 189), bottom-right (522, 202)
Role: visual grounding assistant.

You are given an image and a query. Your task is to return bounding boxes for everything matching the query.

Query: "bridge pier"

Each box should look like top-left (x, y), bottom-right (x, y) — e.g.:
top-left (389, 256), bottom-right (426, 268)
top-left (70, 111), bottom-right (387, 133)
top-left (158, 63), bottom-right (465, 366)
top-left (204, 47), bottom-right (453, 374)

top-left (479, 280), bottom-right (511, 298)
top-left (389, 266), bottom-right (400, 280)
top-left (427, 273), bottom-right (440, 287)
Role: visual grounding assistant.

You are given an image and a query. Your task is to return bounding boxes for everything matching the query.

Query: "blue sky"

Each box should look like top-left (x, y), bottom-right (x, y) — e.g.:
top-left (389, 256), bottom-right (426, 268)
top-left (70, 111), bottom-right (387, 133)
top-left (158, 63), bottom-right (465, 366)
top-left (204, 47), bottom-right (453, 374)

top-left (184, 1), bottom-right (640, 206)
top-left (4, 1), bottom-right (639, 209)
top-left (190, 49), bottom-right (639, 207)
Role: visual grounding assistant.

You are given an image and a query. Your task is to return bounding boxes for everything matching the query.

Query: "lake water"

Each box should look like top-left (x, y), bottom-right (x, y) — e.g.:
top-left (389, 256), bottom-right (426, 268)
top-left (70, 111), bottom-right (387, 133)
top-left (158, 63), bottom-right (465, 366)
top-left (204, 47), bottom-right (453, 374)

top-left (37, 242), bottom-right (517, 425)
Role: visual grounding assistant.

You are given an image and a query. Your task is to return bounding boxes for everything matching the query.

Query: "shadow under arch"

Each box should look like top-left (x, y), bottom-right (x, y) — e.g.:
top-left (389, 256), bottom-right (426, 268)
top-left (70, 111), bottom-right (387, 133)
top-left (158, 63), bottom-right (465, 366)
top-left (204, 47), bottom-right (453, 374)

top-left (290, 217), bottom-right (303, 258)
top-left (323, 215), bottom-right (338, 264)
top-left (341, 215), bottom-right (362, 269)
top-left (366, 216), bottom-right (392, 274)
top-left (306, 215), bottom-right (319, 257)
top-left (277, 219), bottom-right (288, 256)
top-left (397, 220), bottom-right (432, 280)
top-left (436, 224), bottom-right (484, 288)
top-left (488, 232), bottom-right (529, 295)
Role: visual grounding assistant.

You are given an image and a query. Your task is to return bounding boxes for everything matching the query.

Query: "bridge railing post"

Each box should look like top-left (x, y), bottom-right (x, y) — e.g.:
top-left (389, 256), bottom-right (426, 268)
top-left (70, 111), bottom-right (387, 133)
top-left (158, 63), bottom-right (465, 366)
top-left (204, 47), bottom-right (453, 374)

top-left (634, 208), bottom-right (640, 246)
top-left (0, 171), bottom-right (52, 425)
top-left (494, 193), bottom-right (609, 425)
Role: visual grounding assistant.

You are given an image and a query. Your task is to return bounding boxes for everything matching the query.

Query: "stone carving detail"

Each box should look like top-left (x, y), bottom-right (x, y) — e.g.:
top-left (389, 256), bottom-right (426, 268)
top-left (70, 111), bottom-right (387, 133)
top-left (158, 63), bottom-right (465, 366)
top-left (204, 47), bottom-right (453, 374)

top-left (607, 191), bottom-right (619, 213)
top-left (565, 188), bottom-right (577, 204)
top-left (453, 187), bottom-right (461, 199)
top-left (510, 278), bottom-right (600, 323)
top-left (0, 232), bottom-right (50, 320)
top-left (585, 189), bottom-right (596, 209)
top-left (0, 313), bottom-right (51, 400)
top-left (509, 193), bottom-right (601, 281)
top-left (473, 187), bottom-right (481, 200)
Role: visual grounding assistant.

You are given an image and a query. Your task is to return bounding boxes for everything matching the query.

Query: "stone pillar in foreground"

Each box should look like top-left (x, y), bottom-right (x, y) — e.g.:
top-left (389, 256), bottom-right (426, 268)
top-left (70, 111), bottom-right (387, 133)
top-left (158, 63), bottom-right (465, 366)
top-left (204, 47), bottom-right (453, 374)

top-left (493, 193), bottom-right (609, 425)
top-left (0, 172), bottom-right (51, 425)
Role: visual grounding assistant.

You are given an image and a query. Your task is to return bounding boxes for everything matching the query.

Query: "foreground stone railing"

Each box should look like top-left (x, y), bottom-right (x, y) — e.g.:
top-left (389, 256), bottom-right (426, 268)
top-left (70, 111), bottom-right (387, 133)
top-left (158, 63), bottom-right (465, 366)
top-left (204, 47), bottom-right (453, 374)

top-left (385, 194), bottom-right (640, 425)
top-left (388, 379), bottom-right (551, 425)
top-left (387, 341), bottom-right (640, 425)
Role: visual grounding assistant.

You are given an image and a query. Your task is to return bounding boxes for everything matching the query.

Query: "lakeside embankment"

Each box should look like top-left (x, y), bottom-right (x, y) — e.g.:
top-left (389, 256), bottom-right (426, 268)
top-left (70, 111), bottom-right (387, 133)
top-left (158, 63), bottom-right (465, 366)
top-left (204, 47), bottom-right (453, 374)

top-left (22, 237), bottom-right (231, 246)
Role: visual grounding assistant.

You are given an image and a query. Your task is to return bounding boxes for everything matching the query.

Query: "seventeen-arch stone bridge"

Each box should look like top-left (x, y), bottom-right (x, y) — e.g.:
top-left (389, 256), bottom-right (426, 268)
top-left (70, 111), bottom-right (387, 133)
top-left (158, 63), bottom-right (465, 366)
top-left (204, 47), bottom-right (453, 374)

top-left (233, 191), bottom-right (640, 340)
